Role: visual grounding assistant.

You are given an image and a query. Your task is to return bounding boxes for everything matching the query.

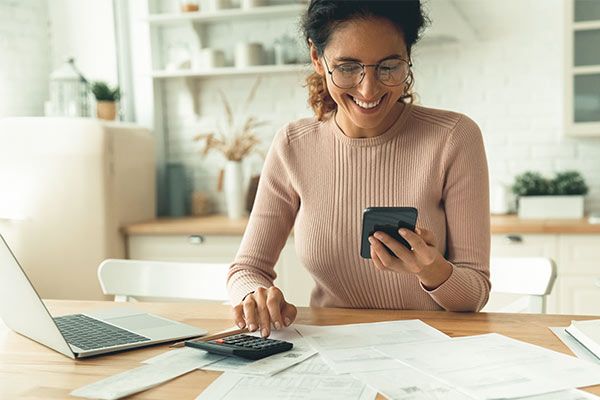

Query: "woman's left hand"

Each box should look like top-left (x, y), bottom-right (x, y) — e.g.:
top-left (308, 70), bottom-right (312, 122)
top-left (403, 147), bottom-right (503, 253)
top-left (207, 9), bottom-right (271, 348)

top-left (369, 226), bottom-right (453, 290)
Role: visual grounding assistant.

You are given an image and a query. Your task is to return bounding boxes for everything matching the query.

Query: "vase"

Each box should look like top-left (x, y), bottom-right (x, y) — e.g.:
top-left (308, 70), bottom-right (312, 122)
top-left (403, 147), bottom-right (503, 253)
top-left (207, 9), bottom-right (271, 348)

top-left (225, 161), bottom-right (245, 219)
top-left (97, 101), bottom-right (117, 120)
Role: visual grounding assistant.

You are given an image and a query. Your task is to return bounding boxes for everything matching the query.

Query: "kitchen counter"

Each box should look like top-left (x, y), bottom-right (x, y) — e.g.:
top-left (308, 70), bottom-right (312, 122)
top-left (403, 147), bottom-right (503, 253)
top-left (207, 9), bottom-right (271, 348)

top-left (122, 214), bottom-right (600, 235)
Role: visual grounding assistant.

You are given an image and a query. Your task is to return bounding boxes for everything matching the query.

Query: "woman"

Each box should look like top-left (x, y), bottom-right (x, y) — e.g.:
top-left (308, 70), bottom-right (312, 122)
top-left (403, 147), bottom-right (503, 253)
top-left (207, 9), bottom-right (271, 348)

top-left (227, 0), bottom-right (491, 338)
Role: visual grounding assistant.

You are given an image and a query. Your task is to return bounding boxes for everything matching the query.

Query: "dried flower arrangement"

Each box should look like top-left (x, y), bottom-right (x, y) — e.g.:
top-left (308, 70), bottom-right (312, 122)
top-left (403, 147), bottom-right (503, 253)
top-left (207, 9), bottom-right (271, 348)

top-left (194, 78), bottom-right (267, 162)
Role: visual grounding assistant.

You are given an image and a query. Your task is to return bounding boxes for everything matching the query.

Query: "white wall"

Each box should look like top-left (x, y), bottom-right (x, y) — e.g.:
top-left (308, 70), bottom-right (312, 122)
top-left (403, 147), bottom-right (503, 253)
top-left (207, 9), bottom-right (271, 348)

top-left (160, 0), bottom-right (600, 214)
top-left (0, 0), bottom-right (51, 117)
top-left (48, 0), bottom-right (118, 86)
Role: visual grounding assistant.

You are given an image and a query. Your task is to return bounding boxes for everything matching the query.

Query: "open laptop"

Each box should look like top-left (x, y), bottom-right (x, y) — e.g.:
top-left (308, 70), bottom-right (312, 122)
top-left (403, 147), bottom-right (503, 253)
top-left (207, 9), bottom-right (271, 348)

top-left (0, 234), bottom-right (207, 358)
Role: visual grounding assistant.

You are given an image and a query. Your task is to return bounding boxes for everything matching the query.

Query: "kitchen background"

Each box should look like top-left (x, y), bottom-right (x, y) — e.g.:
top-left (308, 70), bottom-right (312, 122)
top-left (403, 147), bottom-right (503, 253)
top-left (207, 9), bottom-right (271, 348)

top-left (1, 0), bottom-right (600, 313)
top-left (3, 0), bottom-right (600, 214)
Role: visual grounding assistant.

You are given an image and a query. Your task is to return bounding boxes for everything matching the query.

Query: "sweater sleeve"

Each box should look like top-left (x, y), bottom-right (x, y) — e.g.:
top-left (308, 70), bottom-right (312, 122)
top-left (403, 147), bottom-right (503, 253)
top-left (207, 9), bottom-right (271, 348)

top-left (424, 115), bottom-right (491, 312)
top-left (226, 125), bottom-right (300, 305)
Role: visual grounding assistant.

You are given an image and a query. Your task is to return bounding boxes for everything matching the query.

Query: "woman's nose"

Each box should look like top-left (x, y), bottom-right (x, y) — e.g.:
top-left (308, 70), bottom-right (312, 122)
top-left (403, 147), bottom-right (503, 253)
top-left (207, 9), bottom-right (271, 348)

top-left (356, 67), bottom-right (379, 99)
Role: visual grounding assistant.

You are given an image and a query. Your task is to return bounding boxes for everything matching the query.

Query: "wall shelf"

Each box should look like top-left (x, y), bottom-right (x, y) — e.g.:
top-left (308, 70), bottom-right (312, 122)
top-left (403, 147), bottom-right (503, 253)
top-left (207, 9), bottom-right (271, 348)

top-left (145, 4), bottom-right (306, 25)
top-left (152, 63), bottom-right (310, 78)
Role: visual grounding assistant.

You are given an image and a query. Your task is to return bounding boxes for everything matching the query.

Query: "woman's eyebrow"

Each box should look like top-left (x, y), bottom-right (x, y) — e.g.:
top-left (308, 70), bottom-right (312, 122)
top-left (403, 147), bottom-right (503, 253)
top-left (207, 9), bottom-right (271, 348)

top-left (334, 54), bottom-right (406, 63)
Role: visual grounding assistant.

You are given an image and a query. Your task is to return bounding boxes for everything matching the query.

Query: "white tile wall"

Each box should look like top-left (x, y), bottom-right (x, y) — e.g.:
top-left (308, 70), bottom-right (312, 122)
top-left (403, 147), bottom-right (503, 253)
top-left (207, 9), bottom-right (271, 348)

top-left (157, 0), bottom-right (600, 214)
top-left (0, 0), bottom-right (50, 117)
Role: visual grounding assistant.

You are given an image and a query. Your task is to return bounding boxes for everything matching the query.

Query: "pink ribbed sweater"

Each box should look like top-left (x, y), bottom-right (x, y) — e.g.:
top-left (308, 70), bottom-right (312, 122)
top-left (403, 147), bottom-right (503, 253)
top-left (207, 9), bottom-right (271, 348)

top-left (227, 104), bottom-right (491, 311)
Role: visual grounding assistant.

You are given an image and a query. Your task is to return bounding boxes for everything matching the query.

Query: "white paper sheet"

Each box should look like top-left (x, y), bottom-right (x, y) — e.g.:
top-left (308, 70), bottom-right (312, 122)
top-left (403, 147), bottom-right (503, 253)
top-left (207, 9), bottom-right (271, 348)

top-left (295, 320), bottom-right (450, 374)
top-left (72, 349), bottom-right (223, 400)
top-left (376, 333), bottom-right (600, 400)
top-left (516, 389), bottom-right (600, 399)
top-left (352, 360), bottom-right (476, 400)
top-left (195, 354), bottom-right (377, 400)
top-left (550, 326), bottom-right (600, 364)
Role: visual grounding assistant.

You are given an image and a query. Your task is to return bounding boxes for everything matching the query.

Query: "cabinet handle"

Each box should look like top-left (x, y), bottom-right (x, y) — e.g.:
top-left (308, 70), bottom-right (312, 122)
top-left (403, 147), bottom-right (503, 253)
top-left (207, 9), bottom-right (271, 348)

top-left (504, 235), bottom-right (523, 244)
top-left (187, 235), bottom-right (205, 245)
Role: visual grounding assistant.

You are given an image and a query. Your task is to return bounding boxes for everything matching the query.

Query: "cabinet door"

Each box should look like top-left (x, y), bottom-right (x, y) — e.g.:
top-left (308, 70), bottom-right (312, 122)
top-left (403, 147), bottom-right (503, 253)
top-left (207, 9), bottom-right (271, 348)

top-left (559, 235), bottom-right (600, 275)
top-left (559, 275), bottom-right (600, 315)
top-left (276, 238), bottom-right (313, 307)
top-left (127, 234), bottom-right (242, 263)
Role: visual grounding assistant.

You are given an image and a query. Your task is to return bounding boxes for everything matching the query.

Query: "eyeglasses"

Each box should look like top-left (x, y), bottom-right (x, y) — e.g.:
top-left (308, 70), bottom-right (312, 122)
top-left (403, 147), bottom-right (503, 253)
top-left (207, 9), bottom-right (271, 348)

top-left (322, 56), bottom-right (412, 89)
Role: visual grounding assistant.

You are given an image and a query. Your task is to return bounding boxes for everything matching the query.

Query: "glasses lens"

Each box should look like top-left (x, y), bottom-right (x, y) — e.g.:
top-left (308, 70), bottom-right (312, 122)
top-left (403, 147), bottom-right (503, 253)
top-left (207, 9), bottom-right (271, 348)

top-left (377, 59), bottom-right (409, 86)
top-left (332, 63), bottom-right (363, 89)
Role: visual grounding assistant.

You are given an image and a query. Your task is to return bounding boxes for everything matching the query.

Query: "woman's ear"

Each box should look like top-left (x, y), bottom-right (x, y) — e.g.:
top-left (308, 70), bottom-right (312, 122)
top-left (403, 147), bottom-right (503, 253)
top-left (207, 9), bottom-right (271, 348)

top-left (309, 40), bottom-right (325, 76)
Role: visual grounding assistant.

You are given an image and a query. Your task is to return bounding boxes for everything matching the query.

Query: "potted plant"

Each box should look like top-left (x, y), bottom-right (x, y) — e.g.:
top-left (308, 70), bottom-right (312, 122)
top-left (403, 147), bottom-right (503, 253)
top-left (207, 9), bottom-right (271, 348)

top-left (194, 78), bottom-right (266, 218)
top-left (512, 170), bottom-right (588, 219)
top-left (91, 81), bottom-right (120, 120)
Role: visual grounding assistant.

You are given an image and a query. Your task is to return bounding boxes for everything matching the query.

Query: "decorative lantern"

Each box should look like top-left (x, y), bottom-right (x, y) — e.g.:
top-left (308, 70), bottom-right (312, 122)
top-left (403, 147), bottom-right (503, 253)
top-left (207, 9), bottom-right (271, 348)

top-left (49, 58), bottom-right (91, 117)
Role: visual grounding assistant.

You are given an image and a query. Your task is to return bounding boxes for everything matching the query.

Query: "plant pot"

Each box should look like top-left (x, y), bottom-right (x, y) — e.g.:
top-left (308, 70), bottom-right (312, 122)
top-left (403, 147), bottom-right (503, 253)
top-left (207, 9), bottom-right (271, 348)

top-left (224, 161), bottom-right (246, 219)
top-left (97, 101), bottom-right (117, 120)
top-left (518, 195), bottom-right (584, 219)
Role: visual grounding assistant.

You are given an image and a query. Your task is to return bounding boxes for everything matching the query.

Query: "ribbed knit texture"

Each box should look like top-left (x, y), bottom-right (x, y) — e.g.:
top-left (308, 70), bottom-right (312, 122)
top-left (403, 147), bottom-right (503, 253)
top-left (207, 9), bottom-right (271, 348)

top-left (227, 104), bottom-right (491, 311)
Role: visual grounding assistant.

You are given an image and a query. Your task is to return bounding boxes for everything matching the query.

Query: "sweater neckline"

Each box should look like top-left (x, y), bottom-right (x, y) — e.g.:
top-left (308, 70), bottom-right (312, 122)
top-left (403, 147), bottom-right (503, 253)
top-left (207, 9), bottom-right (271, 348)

top-left (327, 103), bottom-right (413, 147)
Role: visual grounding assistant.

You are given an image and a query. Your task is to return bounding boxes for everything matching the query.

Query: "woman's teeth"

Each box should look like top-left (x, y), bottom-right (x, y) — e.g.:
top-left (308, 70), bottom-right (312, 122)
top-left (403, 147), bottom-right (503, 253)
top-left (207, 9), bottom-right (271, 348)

top-left (352, 96), bottom-right (382, 109)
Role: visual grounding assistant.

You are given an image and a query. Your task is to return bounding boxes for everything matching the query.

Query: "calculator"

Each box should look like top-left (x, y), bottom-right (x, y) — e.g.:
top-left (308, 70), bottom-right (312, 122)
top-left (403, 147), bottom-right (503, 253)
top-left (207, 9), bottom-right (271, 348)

top-left (184, 334), bottom-right (293, 360)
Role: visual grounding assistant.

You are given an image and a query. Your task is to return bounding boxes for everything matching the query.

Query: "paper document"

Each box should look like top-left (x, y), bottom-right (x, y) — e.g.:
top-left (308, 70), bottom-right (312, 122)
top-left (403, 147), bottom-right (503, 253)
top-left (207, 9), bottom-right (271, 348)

top-left (376, 333), bottom-right (600, 399)
top-left (295, 320), bottom-right (449, 374)
top-left (72, 349), bottom-right (223, 400)
top-left (352, 360), bottom-right (475, 400)
top-left (550, 327), bottom-right (600, 365)
top-left (195, 354), bottom-right (377, 400)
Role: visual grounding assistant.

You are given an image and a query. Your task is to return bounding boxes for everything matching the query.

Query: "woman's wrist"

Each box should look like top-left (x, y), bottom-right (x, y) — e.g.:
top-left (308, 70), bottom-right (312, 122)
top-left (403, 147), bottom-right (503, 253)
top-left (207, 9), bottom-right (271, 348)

top-left (417, 256), bottom-right (453, 290)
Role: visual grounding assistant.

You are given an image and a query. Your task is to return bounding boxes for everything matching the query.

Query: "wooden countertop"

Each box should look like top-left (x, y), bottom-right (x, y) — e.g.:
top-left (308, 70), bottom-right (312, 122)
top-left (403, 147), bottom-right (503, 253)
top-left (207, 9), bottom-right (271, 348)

top-left (2, 300), bottom-right (599, 399)
top-left (122, 214), bottom-right (600, 235)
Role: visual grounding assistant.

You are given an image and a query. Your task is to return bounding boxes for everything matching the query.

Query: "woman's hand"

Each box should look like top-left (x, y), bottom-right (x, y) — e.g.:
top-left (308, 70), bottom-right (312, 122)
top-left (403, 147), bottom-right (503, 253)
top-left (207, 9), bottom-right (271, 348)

top-left (232, 286), bottom-right (297, 338)
top-left (369, 226), bottom-right (453, 290)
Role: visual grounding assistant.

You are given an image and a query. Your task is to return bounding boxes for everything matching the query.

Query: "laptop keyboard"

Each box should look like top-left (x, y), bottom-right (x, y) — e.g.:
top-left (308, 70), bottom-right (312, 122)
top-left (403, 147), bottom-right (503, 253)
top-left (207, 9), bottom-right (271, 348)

top-left (54, 314), bottom-right (151, 351)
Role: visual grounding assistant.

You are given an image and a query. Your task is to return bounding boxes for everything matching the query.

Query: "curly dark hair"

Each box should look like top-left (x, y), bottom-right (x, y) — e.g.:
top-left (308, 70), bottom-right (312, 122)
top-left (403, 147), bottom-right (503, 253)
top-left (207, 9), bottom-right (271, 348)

top-left (300, 0), bottom-right (429, 120)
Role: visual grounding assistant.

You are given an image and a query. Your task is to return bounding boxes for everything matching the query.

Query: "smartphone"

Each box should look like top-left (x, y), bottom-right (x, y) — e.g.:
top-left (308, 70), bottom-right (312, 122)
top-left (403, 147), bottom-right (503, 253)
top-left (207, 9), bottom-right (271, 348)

top-left (360, 207), bottom-right (418, 259)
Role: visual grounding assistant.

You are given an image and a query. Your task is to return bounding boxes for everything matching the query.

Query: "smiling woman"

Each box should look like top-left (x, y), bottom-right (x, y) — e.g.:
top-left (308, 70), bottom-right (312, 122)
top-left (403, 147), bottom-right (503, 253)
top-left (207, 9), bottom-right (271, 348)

top-left (226, 0), bottom-right (492, 339)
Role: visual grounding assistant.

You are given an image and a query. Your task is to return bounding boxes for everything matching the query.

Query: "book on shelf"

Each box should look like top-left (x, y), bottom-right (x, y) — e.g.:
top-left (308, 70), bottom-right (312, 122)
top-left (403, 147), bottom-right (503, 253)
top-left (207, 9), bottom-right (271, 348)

top-left (565, 319), bottom-right (600, 360)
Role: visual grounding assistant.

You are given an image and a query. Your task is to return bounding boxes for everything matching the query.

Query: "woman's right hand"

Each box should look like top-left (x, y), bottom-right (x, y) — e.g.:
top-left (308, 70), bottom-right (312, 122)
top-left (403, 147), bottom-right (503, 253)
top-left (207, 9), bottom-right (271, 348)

top-left (232, 286), bottom-right (297, 338)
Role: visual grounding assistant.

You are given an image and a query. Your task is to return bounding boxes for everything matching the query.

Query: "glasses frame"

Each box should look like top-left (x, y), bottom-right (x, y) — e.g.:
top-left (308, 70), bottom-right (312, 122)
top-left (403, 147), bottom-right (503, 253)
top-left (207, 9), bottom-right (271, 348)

top-left (322, 56), bottom-right (413, 89)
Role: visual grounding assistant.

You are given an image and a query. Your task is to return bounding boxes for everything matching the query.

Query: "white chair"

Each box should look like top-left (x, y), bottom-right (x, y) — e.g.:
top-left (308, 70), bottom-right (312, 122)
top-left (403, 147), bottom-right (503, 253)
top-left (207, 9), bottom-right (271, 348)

top-left (97, 259), bottom-right (230, 303)
top-left (484, 257), bottom-right (557, 314)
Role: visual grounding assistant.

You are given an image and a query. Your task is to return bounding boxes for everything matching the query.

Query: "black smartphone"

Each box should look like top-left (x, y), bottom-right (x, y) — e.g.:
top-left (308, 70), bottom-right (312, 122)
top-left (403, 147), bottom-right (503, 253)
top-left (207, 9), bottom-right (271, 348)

top-left (360, 207), bottom-right (418, 259)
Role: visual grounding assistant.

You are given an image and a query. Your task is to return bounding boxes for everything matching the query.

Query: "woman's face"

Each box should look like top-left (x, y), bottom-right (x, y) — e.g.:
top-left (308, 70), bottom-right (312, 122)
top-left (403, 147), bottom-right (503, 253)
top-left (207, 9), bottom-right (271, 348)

top-left (311, 17), bottom-right (410, 138)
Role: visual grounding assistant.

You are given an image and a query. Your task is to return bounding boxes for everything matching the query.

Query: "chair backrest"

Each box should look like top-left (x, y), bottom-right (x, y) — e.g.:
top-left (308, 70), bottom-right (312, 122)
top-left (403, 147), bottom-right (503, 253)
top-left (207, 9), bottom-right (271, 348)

top-left (97, 259), bottom-right (230, 303)
top-left (486, 257), bottom-right (557, 314)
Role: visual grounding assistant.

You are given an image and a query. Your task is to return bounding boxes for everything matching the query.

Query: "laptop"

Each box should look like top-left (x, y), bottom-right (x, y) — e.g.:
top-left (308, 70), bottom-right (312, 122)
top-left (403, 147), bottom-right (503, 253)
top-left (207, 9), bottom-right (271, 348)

top-left (0, 234), bottom-right (207, 358)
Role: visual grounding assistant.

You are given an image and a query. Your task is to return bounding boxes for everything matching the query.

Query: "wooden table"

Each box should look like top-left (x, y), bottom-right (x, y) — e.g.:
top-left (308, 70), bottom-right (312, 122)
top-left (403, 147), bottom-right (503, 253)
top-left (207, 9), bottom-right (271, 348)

top-left (1, 300), bottom-right (599, 399)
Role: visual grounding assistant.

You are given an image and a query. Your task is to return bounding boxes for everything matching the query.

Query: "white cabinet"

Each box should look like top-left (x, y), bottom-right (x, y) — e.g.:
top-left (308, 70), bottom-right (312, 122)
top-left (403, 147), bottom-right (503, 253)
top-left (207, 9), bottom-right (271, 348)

top-left (565, 0), bottom-right (600, 136)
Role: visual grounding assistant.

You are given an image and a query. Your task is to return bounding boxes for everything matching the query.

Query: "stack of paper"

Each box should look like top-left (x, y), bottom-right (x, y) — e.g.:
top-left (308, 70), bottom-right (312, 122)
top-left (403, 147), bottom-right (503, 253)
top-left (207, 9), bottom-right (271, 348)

top-left (566, 319), bottom-right (600, 360)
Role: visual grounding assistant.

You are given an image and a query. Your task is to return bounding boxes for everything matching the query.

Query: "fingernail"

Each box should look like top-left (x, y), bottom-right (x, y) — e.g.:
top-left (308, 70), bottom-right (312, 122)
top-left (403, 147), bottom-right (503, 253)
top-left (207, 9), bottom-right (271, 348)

top-left (249, 324), bottom-right (256, 331)
top-left (274, 321), bottom-right (281, 330)
top-left (399, 229), bottom-right (407, 235)
top-left (261, 328), bottom-right (268, 337)
top-left (237, 321), bottom-right (245, 329)
top-left (284, 317), bottom-right (291, 327)
top-left (374, 232), bottom-right (383, 239)
top-left (368, 237), bottom-right (375, 244)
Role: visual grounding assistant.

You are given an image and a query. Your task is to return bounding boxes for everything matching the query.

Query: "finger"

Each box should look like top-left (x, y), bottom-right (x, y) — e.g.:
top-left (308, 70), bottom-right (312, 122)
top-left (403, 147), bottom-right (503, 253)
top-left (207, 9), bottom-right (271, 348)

top-left (414, 226), bottom-right (437, 247)
top-left (253, 288), bottom-right (272, 337)
top-left (242, 296), bottom-right (258, 332)
top-left (232, 304), bottom-right (246, 329)
top-left (265, 287), bottom-right (284, 330)
top-left (371, 242), bottom-right (387, 271)
top-left (398, 228), bottom-right (428, 254)
top-left (373, 231), bottom-right (413, 262)
top-left (281, 302), bottom-right (298, 327)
